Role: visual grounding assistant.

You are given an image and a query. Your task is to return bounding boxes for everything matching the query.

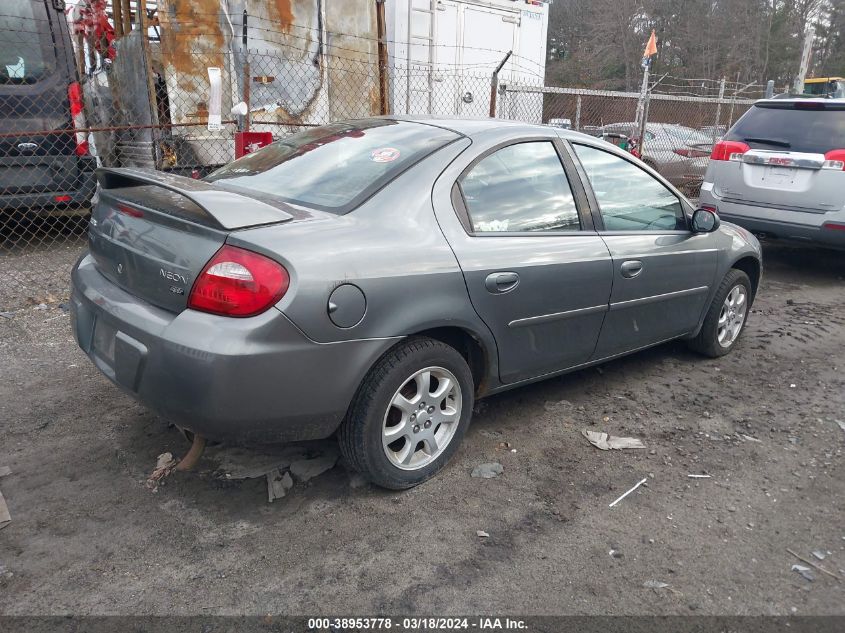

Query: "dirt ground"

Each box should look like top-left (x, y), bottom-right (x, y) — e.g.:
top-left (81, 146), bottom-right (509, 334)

top-left (0, 243), bottom-right (843, 616)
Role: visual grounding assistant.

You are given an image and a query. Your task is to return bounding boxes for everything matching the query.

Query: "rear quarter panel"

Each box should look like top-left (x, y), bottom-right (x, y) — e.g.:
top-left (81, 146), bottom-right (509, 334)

top-left (228, 137), bottom-right (499, 359)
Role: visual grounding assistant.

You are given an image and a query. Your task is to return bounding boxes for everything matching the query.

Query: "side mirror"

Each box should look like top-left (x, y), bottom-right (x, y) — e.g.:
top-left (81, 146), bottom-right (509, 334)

top-left (692, 207), bottom-right (721, 233)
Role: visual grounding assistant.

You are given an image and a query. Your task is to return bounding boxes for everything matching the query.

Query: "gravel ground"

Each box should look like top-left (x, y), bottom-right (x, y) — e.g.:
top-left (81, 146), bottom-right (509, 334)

top-left (0, 215), bottom-right (87, 309)
top-left (0, 243), bottom-right (843, 616)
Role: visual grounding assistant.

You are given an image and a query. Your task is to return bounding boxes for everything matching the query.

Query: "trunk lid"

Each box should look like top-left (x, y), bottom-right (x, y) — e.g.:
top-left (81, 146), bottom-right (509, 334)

top-left (714, 150), bottom-right (843, 213)
top-left (89, 168), bottom-right (296, 312)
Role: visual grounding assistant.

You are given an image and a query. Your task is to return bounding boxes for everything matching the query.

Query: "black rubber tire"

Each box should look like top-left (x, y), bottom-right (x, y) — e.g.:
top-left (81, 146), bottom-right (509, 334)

top-left (339, 337), bottom-right (474, 490)
top-left (687, 269), bottom-right (752, 358)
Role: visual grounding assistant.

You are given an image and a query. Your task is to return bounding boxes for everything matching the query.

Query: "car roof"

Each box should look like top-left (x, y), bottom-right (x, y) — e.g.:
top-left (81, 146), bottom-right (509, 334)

top-left (757, 96), bottom-right (845, 104)
top-left (371, 115), bottom-right (669, 146)
top-left (386, 115), bottom-right (548, 137)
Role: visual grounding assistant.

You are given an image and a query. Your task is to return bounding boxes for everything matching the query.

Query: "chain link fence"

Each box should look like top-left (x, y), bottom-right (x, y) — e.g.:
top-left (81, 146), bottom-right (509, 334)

top-left (1, 3), bottom-right (762, 310)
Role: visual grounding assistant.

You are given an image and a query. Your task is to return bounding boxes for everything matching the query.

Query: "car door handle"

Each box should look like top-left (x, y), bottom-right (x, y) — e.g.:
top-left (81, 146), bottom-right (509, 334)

top-left (620, 260), bottom-right (643, 278)
top-left (485, 271), bottom-right (520, 294)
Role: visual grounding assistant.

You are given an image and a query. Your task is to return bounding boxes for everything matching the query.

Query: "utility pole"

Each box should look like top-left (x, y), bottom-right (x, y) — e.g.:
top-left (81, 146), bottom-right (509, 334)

top-left (635, 64), bottom-right (649, 151)
top-left (712, 77), bottom-right (726, 142)
top-left (793, 27), bottom-right (815, 94)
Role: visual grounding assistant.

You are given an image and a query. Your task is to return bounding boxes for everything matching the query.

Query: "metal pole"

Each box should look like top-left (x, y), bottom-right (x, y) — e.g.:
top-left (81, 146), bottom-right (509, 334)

top-left (793, 27), bottom-right (815, 94)
top-left (713, 77), bottom-right (725, 142)
top-left (136, 0), bottom-right (160, 167)
top-left (122, 0), bottom-right (132, 37)
top-left (489, 50), bottom-right (512, 118)
top-left (113, 0), bottom-right (123, 38)
top-left (639, 93), bottom-right (651, 157)
top-left (575, 95), bottom-right (581, 131)
top-left (376, 0), bottom-right (389, 115)
top-left (242, 10), bottom-right (250, 132)
top-left (635, 65), bottom-right (650, 148)
top-left (765, 80), bottom-right (775, 99)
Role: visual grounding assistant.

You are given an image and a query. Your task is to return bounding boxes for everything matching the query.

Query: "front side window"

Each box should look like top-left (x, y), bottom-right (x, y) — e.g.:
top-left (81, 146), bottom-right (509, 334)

top-left (459, 142), bottom-right (580, 233)
top-left (573, 144), bottom-right (686, 231)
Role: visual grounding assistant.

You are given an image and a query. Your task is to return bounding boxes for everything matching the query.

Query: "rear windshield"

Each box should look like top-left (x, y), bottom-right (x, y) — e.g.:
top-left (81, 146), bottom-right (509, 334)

top-left (0, 0), bottom-right (54, 84)
top-left (726, 104), bottom-right (845, 153)
top-left (206, 120), bottom-right (460, 213)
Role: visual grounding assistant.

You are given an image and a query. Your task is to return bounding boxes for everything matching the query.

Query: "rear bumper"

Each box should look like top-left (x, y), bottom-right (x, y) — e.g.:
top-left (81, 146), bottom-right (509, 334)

top-left (700, 185), bottom-right (845, 249)
top-left (70, 253), bottom-right (399, 444)
top-left (0, 156), bottom-right (96, 212)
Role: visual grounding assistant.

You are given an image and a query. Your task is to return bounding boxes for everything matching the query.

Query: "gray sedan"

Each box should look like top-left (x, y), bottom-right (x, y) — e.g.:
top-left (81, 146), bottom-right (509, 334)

top-left (599, 122), bottom-right (713, 189)
top-left (70, 117), bottom-right (762, 489)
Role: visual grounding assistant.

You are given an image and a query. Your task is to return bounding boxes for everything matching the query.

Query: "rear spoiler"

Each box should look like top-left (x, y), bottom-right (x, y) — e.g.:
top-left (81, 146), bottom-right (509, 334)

top-left (95, 167), bottom-right (293, 230)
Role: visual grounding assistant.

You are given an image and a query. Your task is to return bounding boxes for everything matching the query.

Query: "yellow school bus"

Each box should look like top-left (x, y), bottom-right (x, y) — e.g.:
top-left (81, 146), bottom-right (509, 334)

top-left (804, 77), bottom-right (845, 97)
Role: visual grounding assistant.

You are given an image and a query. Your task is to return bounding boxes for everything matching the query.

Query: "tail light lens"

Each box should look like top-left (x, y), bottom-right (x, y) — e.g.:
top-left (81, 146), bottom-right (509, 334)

top-left (823, 149), bottom-right (845, 171)
top-left (188, 245), bottom-right (290, 317)
top-left (711, 140), bottom-right (750, 161)
top-left (674, 148), bottom-right (710, 158)
top-left (68, 82), bottom-right (89, 156)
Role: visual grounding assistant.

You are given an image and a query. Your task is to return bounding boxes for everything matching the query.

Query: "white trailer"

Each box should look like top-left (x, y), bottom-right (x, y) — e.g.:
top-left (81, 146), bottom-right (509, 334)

top-left (385, 0), bottom-right (548, 118)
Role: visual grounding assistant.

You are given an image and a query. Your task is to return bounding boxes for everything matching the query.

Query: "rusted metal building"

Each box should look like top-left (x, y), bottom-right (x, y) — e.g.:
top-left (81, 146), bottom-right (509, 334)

top-left (70, 1), bottom-right (548, 170)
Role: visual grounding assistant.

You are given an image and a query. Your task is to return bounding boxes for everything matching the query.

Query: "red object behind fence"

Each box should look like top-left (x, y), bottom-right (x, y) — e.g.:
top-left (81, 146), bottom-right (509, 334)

top-left (235, 132), bottom-right (274, 159)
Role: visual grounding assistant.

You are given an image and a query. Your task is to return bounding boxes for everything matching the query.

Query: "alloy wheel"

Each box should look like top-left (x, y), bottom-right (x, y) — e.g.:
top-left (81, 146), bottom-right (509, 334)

top-left (382, 366), bottom-right (462, 470)
top-left (717, 284), bottom-right (748, 348)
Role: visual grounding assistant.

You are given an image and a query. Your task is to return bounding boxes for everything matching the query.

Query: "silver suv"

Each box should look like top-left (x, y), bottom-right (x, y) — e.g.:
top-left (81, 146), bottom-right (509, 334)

top-left (699, 98), bottom-right (845, 249)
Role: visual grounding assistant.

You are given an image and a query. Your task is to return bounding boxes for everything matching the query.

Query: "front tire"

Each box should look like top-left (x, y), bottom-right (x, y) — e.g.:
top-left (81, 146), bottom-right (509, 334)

top-left (688, 269), bottom-right (752, 358)
top-left (339, 337), bottom-right (474, 490)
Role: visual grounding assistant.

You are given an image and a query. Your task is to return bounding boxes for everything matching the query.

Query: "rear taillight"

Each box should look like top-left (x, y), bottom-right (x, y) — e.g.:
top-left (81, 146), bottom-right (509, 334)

top-left (823, 149), bottom-right (845, 171)
top-left (188, 245), bottom-right (290, 317)
top-left (68, 82), bottom-right (89, 156)
top-left (711, 140), bottom-right (750, 161)
top-left (673, 148), bottom-right (710, 158)
top-left (822, 222), bottom-right (845, 232)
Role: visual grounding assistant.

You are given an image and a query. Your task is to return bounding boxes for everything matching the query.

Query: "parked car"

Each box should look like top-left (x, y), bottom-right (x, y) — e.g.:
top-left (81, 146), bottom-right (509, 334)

top-left (700, 125), bottom-right (727, 141)
top-left (599, 123), bottom-right (713, 188)
top-left (700, 98), bottom-right (845, 249)
top-left (0, 0), bottom-right (96, 212)
top-left (70, 117), bottom-right (762, 489)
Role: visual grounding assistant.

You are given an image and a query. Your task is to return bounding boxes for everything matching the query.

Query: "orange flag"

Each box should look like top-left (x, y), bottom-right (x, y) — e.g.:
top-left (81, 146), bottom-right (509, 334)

top-left (643, 29), bottom-right (658, 58)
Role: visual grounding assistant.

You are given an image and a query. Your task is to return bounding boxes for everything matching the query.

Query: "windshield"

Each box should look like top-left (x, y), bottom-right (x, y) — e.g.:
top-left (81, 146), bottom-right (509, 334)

top-left (725, 104), bottom-right (845, 153)
top-left (206, 120), bottom-right (459, 213)
top-left (0, 0), bottom-right (54, 84)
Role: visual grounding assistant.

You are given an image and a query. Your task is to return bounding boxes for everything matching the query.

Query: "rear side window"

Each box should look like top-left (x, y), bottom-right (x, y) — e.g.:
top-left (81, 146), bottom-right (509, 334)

top-left (206, 120), bottom-right (459, 214)
top-left (726, 104), bottom-right (845, 154)
top-left (458, 142), bottom-right (580, 233)
top-left (0, 1), bottom-right (54, 84)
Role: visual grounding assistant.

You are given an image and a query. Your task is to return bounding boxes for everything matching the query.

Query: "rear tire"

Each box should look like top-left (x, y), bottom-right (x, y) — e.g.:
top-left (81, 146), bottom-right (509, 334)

top-left (339, 337), bottom-right (474, 490)
top-left (688, 269), bottom-right (752, 358)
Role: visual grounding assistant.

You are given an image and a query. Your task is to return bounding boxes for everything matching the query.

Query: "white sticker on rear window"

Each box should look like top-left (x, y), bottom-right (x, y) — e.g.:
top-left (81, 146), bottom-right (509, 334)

top-left (370, 147), bottom-right (400, 163)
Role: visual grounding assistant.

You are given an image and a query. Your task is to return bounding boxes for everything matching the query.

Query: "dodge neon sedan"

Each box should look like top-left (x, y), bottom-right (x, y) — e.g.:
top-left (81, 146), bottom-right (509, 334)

top-left (71, 117), bottom-right (762, 489)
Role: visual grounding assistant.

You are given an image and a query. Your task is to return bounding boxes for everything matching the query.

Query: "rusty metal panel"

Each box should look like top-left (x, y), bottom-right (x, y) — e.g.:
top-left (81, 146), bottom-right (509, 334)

top-left (325, 2), bottom-right (379, 121)
top-left (238, 0), bottom-right (325, 125)
top-left (156, 0), bottom-right (379, 130)
top-left (157, 0), bottom-right (231, 128)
